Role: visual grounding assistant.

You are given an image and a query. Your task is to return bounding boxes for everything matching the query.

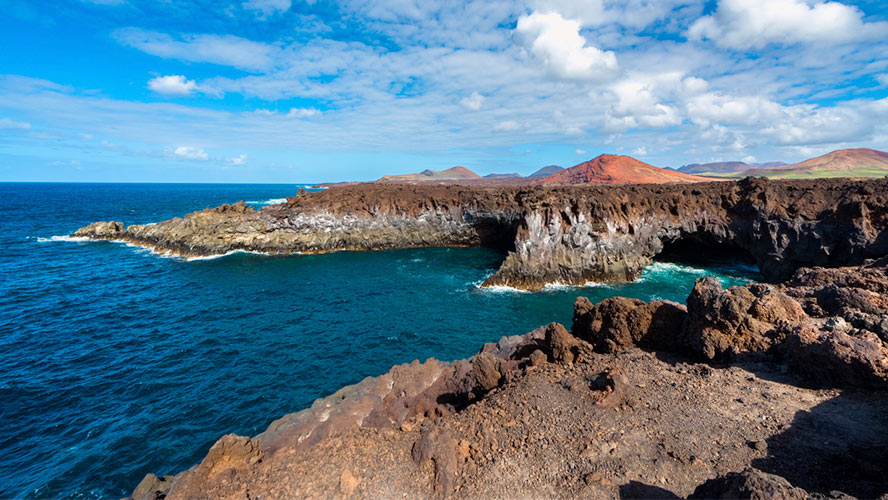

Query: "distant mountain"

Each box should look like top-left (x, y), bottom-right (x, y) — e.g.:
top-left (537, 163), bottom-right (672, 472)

top-left (528, 165), bottom-right (564, 178)
top-left (378, 166), bottom-right (481, 183)
top-left (679, 161), bottom-right (786, 176)
top-left (539, 155), bottom-right (710, 185)
top-left (484, 173), bottom-right (522, 179)
top-left (744, 148), bottom-right (888, 179)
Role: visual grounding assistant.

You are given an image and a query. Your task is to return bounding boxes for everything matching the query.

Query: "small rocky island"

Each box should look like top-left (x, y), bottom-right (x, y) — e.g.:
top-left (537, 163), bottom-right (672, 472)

top-left (72, 177), bottom-right (888, 499)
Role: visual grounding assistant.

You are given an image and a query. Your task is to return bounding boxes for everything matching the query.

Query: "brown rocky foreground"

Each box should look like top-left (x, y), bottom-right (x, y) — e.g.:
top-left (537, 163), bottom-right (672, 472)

top-left (128, 259), bottom-right (888, 500)
top-left (74, 177), bottom-right (888, 290)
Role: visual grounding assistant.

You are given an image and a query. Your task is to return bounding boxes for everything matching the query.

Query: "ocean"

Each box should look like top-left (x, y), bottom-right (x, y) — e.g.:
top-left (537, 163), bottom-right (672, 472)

top-left (0, 183), bottom-right (761, 499)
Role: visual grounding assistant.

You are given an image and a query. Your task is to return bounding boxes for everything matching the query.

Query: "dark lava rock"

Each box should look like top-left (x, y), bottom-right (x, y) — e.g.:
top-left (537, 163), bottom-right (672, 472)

top-left (472, 352), bottom-right (503, 391)
top-left (688, 468), bottom-right (809, 499)
top-left (572, 296), bottom-right (686, 352)
top-left (682, 278), bottom-right (807, 360)
top-left (784, 326), bottom-right (888, 389)
top-left (545, 322), bottom-right (579, 363)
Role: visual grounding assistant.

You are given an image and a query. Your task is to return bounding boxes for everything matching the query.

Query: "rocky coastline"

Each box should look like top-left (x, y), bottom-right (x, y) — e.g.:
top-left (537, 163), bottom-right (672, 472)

top-left (128, 258), bottom-right (888, 499)
top-left (74, 177), bottom-right (888, 290)
top-left (71, 177), bottom-right (888, 498)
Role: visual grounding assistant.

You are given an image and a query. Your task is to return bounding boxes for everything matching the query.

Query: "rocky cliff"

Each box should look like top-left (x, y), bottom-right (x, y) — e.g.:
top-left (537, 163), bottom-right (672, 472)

top-left (127, 259), bottom-right (888, 500)
top-left (74, 178), bottom-right (888, 290)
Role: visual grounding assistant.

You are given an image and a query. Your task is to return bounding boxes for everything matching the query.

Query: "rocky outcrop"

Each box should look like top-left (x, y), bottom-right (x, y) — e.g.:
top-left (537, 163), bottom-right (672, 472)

top-left (572, 296), bottom-right (687, 352)
top-left (571, 263), bottom-right (888, 390)
top-left (688, 468), bottom-right (809, 500)
top-left (682, 278), bottom-right (807, 361)
top-left (74, 178), bottom-right (888, 290)
top-left (124, 261), bottom-right (888, 500)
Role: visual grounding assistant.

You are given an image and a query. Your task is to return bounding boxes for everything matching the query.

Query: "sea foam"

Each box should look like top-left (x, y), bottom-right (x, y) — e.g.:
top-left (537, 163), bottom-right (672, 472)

top-left (36, 235), bottom-right (92, 243)
top-left (245, 198), bottom-right (287, 205)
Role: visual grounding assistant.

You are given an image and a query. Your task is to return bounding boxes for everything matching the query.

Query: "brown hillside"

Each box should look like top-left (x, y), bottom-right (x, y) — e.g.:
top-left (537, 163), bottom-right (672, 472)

top-left (539, 154), bottom-right (710, 185)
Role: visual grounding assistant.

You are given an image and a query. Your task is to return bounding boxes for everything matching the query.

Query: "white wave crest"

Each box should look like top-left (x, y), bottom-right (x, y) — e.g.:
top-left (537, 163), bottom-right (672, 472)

top-left (35, 235), bottom-right (92, 243)
top-left (245, 198), bottom-right (287, 205)
top-left (184, 249), bottom-right (284, 261)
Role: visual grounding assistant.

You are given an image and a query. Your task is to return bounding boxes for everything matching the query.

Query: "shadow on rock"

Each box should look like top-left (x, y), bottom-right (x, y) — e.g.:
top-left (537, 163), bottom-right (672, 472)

top-left (751, 391), bottom-right (888, 498)
top-left (618, 481), bottom-right (681, 499)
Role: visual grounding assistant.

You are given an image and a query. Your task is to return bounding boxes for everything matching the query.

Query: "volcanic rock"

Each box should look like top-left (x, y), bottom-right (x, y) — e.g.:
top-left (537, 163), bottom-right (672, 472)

top-left (572, 296), bottom-right (687, 352)
top-left (73, 178), bottom-right (888, 290)
top-left (544, 322), bottom-right (580, 363)
top-left (682, 278), bottom-right (807, 361)
top-left (688, 468), bottom-right (809, 500)
top-left (784, 326), bottom-right (888, 389)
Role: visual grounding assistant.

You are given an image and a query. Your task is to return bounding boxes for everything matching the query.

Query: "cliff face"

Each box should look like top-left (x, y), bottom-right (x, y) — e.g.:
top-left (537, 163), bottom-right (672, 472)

top-left (74, 178), bottom-right (888, 289)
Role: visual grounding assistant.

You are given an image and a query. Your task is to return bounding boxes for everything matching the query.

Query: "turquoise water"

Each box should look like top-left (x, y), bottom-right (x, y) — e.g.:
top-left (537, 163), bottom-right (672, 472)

top-left (0, 183), bottom-right (760, 499)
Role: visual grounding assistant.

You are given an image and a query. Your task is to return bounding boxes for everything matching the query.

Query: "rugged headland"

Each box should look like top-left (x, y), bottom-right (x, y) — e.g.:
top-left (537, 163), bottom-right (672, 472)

top-left (127, 258), bottom-right (888, 500)
top-left (70, 177), bottom-right (888, 499)
top-left (74, 177), bottom-right (888, 290)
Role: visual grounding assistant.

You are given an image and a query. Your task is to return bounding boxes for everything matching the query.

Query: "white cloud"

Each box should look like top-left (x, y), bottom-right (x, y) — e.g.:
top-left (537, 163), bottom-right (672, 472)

top-left (174, 146), bottom-right (209, 160)
top-left (493, 120), bottom-right (521, 132)
top-left (688, 0), bottom-right (888, 49)
top-left (632, 146), bottom-right (647, 156)
top-left (242, 0), bottom-right (291, 18)
top-left (575, 148), bottom-right (587, 155)
top-left (515, 11), bottom-right (618, 80)
top-left (0, 117), bottom-right (31, 129)
top-left (459, 92), bottom-right (484, 110)
top-left (686, 92), bottom-right (783, 127)
top-left (113, 28), bottom-right (275, 72)
top-left (877, 75), bottom-right (888, 86)
top-left (231, 154), bottom-right (248, 165)
top-left (147, 75), bottom-right (198, 97)
top-left (287, 107), bottom-right (321, 118)
top-left (601, 73), bottom-right (697, 132)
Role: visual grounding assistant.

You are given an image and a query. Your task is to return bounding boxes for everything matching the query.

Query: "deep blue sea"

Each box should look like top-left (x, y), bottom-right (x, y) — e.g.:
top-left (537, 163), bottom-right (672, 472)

top-left (0, 183), bottom-right (761, 499)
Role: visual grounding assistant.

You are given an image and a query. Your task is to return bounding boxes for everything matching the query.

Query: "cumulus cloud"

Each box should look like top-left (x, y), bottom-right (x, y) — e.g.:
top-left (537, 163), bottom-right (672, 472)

top-left (575, 148), bottom-right (587, 155)
top-left (459, 92), bottom-right (484, 110)
top-left (632, 146), bottom-right (647, 156)
top-left (686, 92), bottom-right (783, 127)
top-left (877, 75), bottom-right (888, 86)
top-left (601, 73), bottom-right (701, 132)
top-left (515, 11), bottom-right (618, 80)
top-left (242, 0), bottom-right (291, 18)
top-left (231, 154), bottom-right (248, 165)
top-left (147, 75), bottom-right (198, 96)
top-left (173, 146), bottom-right (209, 160)
top-left (688, 0), bottom-right (888, 49)
top-left (113, 28), bottom-right (275, 72)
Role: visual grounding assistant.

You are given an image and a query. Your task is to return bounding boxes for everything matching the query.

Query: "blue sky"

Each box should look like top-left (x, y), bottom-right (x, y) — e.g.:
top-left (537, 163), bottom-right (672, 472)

top-left (1, 0), bottom-right (887, 182)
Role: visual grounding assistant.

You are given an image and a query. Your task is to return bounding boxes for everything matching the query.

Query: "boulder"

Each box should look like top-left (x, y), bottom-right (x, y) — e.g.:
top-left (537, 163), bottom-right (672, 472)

top-left (682, 278), bottom-right (807, 360)
top-left (784, 326), bottom-right (888, 389)
top-left (572, 296), bottom-right (686, 352)
top-left (688, 468), bottom-right (809, 500)
top-left (545, 322), bottom-right (579, 363)
top-left (472, 352), bottom-right (503, 391)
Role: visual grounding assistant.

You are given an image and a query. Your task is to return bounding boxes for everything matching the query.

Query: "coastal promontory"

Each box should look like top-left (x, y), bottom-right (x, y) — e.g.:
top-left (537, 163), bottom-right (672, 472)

top-left (75, 177), bottom-right (888, 289)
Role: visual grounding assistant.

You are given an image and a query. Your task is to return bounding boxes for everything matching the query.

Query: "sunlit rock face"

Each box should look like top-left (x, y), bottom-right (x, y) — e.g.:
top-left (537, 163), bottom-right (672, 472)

top-left (76, 177), bottom-right (888, 290)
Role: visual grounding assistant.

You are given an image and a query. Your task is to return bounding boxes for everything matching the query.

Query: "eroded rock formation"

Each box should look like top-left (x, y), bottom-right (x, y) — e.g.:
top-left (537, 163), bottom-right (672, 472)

top-left (127, 261), bottom-right (888, 500)
top-left (74, 177), bottom-right (888, 290)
